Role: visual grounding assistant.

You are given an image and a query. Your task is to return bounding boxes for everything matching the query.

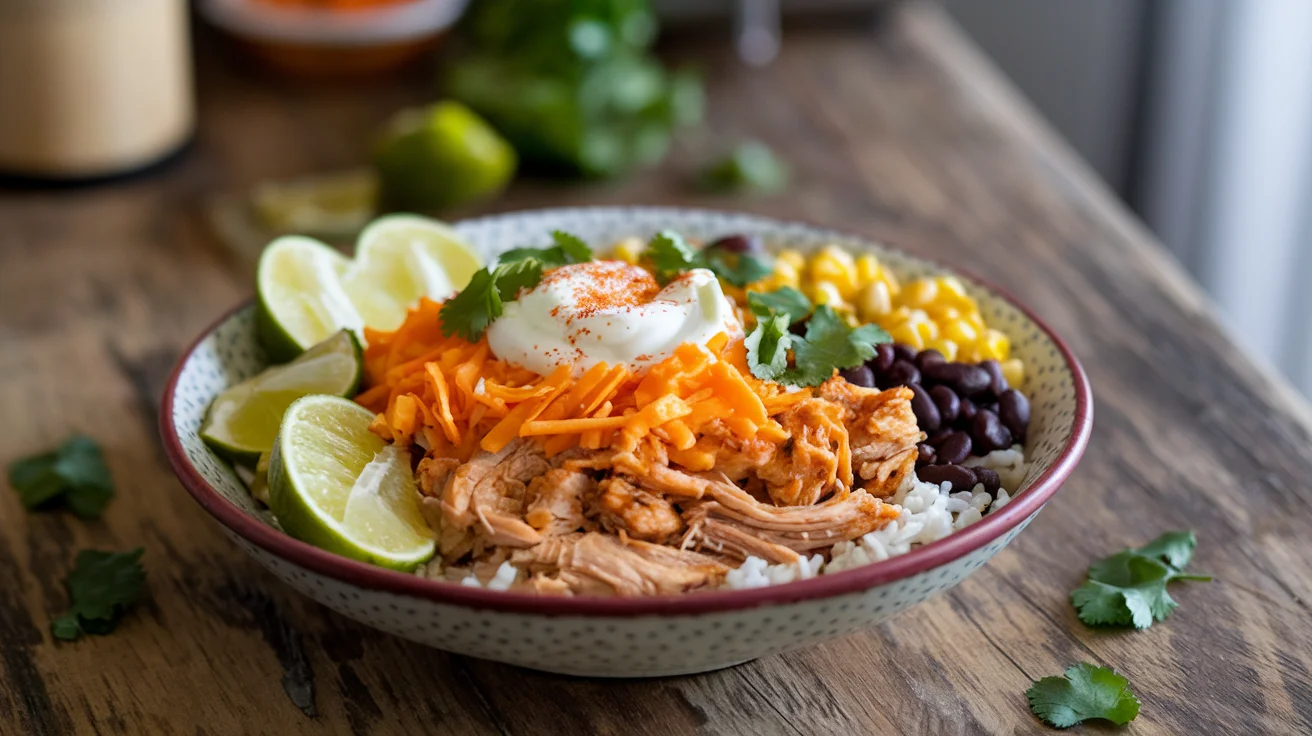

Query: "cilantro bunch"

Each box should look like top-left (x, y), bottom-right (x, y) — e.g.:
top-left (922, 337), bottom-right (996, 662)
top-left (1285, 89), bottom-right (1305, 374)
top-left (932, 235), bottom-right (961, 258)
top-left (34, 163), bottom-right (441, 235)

top-left (741, 284), bottom-right (891, 388)
top-left (1070, 530), bottom-right (1211, 628)
top-left (439, 230), bottom-right (593, 341)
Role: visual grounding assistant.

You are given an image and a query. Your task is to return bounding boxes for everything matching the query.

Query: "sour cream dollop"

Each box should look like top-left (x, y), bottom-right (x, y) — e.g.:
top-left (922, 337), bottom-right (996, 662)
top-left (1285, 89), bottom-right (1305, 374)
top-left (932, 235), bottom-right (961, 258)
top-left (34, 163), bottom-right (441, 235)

top-left (487, 261), bottom-right (743, 376)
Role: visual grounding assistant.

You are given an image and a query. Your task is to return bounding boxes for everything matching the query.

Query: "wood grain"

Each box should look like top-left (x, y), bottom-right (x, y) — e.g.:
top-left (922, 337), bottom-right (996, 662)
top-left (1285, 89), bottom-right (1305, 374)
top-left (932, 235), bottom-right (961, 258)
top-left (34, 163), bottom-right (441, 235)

top-left (1, 4), bottom-right (1309, 734)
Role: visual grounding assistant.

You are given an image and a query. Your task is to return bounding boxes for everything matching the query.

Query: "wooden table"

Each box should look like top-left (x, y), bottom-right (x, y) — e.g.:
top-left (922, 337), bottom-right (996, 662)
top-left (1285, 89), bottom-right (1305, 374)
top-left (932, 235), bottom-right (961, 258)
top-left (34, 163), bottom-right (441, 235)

top-left (2, 4), bottom-right (1309, 734)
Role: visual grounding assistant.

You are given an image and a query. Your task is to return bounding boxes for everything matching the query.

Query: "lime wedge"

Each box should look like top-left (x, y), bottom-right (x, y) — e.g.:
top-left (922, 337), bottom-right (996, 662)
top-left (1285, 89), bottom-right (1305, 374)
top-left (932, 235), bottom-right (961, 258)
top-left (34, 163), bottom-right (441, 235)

top-left (251, 168), bottom-right (379, 238)
top-left (268, 395), bottom-right (435, 570)
top-left (201, 330), bottom-right (363, 465)
top-left (342, 214), bottom-right (483, 332)
top-left (257, 236), bottom-right (365, 363)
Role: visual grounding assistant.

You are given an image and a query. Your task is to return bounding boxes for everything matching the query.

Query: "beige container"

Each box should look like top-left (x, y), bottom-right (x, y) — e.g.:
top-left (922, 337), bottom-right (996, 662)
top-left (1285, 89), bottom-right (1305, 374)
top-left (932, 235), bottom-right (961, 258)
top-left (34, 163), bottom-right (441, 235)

top-left (0, 0), bottom-right (194, 179)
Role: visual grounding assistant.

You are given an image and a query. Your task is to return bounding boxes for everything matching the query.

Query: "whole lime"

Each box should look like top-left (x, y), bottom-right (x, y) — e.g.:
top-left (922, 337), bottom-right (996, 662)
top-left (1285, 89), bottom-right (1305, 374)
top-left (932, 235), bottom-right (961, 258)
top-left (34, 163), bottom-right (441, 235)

top-left (374, 101), bottom-right (517, 212)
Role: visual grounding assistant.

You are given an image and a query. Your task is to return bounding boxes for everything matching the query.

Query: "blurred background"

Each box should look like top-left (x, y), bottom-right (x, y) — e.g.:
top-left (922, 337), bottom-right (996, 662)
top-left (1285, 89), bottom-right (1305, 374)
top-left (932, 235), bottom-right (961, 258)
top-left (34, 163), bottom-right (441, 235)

top-left (2, 0), bottom-right (1309, 394)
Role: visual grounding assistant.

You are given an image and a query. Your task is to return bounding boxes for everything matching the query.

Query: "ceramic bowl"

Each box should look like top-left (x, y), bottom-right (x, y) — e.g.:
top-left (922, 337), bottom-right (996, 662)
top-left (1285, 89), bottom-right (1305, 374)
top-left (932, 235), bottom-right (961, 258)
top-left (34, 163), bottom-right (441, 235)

top-left (161, 206), bottom-right (1092, 677)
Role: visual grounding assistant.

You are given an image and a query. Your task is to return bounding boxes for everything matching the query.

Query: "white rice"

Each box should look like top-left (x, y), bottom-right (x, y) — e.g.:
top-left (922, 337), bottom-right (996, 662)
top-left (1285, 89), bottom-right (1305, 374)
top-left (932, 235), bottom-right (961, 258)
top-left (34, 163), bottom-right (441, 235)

top-left (454, 561), bottom-right (518, 590)
top-left (726, 446), bottom-right (1027, 588)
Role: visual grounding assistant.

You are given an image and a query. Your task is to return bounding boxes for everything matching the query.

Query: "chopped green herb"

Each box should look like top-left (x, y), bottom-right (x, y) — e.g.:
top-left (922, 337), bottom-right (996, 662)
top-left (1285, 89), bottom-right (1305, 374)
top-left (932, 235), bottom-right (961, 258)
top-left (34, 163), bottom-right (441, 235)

top-left (8, 435), bottom-right (114, 518)
top-left (699, 141), bottom-right (789, 194)
top-left (645, 230), bottom-right (774, 287)
top-left (499, 230), bottom-right (593, 267)
top-left (1026, 663), bottom-right (1140, 729)
top-left (52, 548), bottom-right (146, 641)
top-left (747, 287), bottom-right (811, 322)
top-left (1070, 530), bottom-right (1211, 628)
top-left (441, 232), bottom-right (599, 341)
top-left (745, 305), bottom-right (891, 387)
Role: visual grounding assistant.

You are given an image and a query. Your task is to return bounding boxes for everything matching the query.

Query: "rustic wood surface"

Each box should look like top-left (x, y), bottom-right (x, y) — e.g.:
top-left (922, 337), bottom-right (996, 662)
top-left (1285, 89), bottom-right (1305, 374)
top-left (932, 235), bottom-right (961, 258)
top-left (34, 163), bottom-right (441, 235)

top-left (2, 4), bottom-right (1309, 734)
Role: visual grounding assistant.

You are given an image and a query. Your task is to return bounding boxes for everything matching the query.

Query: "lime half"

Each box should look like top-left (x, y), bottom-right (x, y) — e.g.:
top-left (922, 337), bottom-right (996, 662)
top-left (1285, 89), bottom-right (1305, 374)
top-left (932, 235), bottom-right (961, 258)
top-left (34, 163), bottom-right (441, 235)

top-left (257, 236), bottom-right (365, 363)
top-left (201, 330), bottom-right (363, 465)
top-left (342, 214), bottom-right (483, 332)
top-left (268, 395), bottom-right (435, 571)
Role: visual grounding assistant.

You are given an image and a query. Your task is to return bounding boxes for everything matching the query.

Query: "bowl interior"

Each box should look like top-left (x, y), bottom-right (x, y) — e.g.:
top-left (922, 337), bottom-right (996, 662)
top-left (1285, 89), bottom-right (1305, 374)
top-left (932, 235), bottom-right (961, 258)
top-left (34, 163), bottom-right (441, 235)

top-left (167, 207), bottom-right (1080, 578)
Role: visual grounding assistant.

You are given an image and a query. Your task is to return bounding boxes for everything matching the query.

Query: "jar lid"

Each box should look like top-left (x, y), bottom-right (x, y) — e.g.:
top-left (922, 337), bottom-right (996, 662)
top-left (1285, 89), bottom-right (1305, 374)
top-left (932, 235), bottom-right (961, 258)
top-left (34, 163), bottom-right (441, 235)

top-left (199, 0), bottom-right (469, 46)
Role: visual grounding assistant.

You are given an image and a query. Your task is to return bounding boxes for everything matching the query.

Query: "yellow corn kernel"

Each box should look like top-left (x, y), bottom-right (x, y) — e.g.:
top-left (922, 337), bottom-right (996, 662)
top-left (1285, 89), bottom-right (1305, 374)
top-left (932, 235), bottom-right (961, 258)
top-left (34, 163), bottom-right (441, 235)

top-left (976, 328), bottom-right (1011, 360)
top-left (808, 246), bottom-right (859, 299)
top-left (927, 338), bottom-right (959, 361)
top-left (886, 305), bottom-right (914, 323)
top-left (610, 237), bottom-right (644, 264)
top-left (809, 280), bottom-right (847, 308)
top-left (1001, 358), bottom-right (1025, 388)
top-left (943, 319), bottom-right (979, 346)
top-left (900, 278), bottom-right (938, 308)
top-left (925, 304), bottom-right (962, 322)
top-left (881, 268), bottom-right (902, 297)
top-left (776, 249), bottom-right (806, 273)
top-left (934, 275), bottom-right (972, 306)
top-left (767, 260), bottom-right (801, 289)
top-left (911, 317), bottom-right (939, 343)
top-left (965, 311), bottom-right (986, 331)
top-left (890, 323), bottom-right (924, 349)
top-left (856, 281), bottom-right (893, 321)
top-left (855, 254), bottom-right (881, 287)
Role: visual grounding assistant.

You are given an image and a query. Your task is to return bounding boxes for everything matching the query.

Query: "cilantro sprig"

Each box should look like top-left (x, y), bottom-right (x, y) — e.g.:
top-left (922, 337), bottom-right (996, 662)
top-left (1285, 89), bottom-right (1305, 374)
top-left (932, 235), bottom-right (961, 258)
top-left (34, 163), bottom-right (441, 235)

top-left (645, 230), bottom-right (773, 287)
top-left (745, 301), bottom-right (891, 387)
top-left (1027, 663), bottom-right (1140, 729)
top-left (1070, 530), bottom-right (1211, 629)
top-left (440, 230), bottom-right (592, 341)
top-left (8, 435), bottom-right (115, 518)
top-left (51, 548), bottom-right (146, 641)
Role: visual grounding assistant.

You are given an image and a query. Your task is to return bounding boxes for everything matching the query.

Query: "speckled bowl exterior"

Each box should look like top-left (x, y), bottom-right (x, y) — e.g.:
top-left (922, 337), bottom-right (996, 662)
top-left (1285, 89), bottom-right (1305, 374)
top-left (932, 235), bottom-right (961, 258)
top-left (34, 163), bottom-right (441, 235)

top-left (161, 207), bottom-right (1092, 677)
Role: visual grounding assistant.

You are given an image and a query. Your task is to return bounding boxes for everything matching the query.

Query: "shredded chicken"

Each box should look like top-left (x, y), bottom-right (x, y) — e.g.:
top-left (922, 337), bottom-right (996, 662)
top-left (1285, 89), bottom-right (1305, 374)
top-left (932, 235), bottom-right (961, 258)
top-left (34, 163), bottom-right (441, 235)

top-left (524, 468), bottom-right (595, 536)
top-left (594, 477), bottom-right (684, 543)
top-left (819, 380), bottom-right (922, 496)
top-left (527, 532), bottom-right (728, 596)
top-left (434, 440), bottom-right (550, 560)
top-left (757, 398), bottom-right (851, 506)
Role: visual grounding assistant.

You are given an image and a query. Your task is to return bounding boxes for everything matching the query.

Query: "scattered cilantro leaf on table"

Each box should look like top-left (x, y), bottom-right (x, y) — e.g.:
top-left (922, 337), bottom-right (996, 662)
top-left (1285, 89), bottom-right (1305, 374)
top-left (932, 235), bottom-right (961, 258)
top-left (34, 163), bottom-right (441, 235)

top-left (745, 304), bottom-right (891, 387)
top-left (699, 141), bottom-right (790, 194)
top-left (1071, 530), bottom-right (1211, 628)
top-left (747, 287), bottom-right (811, 322)
top-left (52, 548), bottom-right (146, 641)
top-left (8, 435), bottom-right (114, 518)
top-left (1027, 663), bottom-right (1140, 729)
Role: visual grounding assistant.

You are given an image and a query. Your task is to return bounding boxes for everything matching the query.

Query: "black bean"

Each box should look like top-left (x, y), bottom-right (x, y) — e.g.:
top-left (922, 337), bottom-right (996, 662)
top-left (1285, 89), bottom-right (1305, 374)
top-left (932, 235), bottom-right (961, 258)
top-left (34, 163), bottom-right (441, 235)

top-left (929, 385), bottom-right (960, 423)
top-left (893, 344), bottom-right (918, 363)
top-left (840, 364), bottom-right (875, 388)
top-left (923, 362), bottom-right (992, 396)
top-left (970, 409), bottom-right (1013, 454)
top-left (882, 360), bottom-right (921, 387)
top-left (916, 443), bottom-right (936, 466)
top-left (917, 464), bottom-right (978, 492)
top-left (979, 359), bottom-right (1007, 396)
top-left (908, 384), bottom-right (941, 432)
top-left (973, 467), bottom-right (1001, 496)
top-left (870, 343), bottom-right (896, 373)
top-left (914, 348), bottom-right (946, 372)
top-left (958, 397), bottom-right (978, 421)
top-left (707, 233), bottom-right (764, 255)
top-left (936, 431), bottom-right (972, 465)
top-left (998, 389), bottom-right (1030, 441)
top-left (926, 428), bottom-right (953, 447)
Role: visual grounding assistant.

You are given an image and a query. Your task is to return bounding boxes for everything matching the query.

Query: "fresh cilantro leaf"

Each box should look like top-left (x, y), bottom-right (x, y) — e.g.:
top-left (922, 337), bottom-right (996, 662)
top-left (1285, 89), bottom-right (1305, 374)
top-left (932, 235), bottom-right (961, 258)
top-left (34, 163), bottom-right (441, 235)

top-left (52, 548), bottom-right (146, 642)
top-left (744, 313), bottom-right (792, 381)
top-left (550, 230), bottom-right (593, 263)
top-left (8, 435), bottom-right (114, 518)
top-left (702, 247), bottom-right (773, 288)
top-left (789, 306), bottom-right (891, 386)
top-left (493, 259), bottom-right (544, 301)
top-left (1071, 531), bottom-right (1211, 629)
top-left (1135, 530), bottom-right (1196, 569)
top-left (1027, 663), bottom-right (1140, 729)
top-left (439, 268), bottom-right (503, 342)
top-left (646, 230), bottom-right (700, 283)
top-left (747, 287), bottom-right (811, 322)
top-left (499, 230), bottom-right (593, 267)
top-left (699, 141), bottom-right (790, 194)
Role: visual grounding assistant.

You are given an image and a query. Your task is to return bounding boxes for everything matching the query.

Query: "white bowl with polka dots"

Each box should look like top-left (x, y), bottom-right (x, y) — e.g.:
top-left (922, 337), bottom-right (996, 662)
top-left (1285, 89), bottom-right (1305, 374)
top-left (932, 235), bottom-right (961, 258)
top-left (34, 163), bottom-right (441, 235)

top-left (161, 207), bottom-right (1092, 677)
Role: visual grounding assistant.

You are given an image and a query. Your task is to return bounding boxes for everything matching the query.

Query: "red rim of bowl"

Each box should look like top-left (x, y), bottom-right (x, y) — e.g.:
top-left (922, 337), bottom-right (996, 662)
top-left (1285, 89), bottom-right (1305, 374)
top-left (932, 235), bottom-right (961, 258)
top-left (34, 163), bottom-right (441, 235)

top-left (159, 210), bottom-right (1093, 617)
